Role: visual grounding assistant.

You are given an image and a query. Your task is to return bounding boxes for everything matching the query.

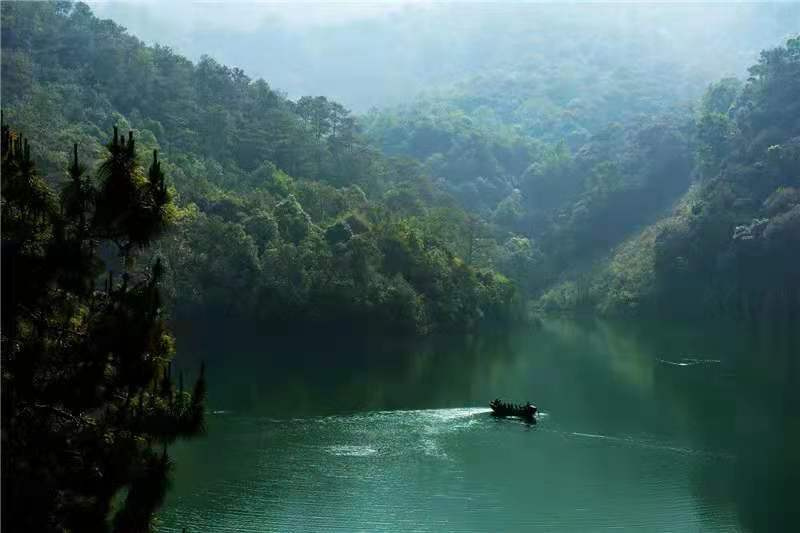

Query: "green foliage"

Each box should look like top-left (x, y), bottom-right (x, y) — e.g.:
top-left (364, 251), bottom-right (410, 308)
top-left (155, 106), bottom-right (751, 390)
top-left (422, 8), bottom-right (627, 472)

top-left (412, 34), bottom-right (799, 322)
top-left (325, 219), bottom-right (354, 246)
top-left (1, 124), bottom-right (205, 533)
top-left (274, 194), bottom-right (317, 244)
top-left (495, 236), bottom-right (543, 294)
top-left (567, 38), bottom-right (800, 321)
top-left (364, 51), bottom-right (698, 301)
top-left (696, 112), bottom-right (738, 177)
top-left (363, 101), bottom-right (537, 212)
top-left (701, 78), bottom-right (743, 115)
top-left (6, 1), bottom-right (794, 336)
top-left (520, 141), bottom-right (578, 211)
top-left (0, 2), bottom-right (376, 194)
top-left (1, 1), bottom-right (521, 336)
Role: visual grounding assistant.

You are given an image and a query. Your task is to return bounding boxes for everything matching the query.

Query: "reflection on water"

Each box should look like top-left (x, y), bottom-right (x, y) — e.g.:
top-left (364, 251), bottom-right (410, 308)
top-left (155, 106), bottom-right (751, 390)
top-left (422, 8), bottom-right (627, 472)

top-left (159, 318), bottom-right (799, 532)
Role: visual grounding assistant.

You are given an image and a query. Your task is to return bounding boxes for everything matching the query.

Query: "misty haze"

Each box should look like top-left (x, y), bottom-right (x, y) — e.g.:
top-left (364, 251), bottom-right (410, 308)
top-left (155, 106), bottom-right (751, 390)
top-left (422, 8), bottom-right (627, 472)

top-left (2, 2), bottom-right (799, 532)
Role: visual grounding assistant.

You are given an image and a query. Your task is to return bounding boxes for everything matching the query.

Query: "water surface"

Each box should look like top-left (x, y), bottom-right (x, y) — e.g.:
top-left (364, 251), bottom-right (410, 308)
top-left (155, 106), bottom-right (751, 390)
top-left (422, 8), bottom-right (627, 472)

top-left (159, 318), bottom-right (800, 532)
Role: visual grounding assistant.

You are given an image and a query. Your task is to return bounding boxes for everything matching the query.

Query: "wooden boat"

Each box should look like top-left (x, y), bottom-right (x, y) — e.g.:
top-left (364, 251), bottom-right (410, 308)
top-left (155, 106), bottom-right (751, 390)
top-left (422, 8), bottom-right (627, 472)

top-left (490, 399), bottom-right (537, 421)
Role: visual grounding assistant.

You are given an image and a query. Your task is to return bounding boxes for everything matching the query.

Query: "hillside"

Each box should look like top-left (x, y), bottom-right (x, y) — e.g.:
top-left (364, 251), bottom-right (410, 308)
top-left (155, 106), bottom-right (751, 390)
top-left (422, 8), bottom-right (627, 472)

top-left (364, 37), bottom-right (800, 322)
top-left (3, 1), bottom-right (796, 326)
top-left (587, 43), bottom-right (800, 320)
top-left (1, 1), bottom-right (520, 335)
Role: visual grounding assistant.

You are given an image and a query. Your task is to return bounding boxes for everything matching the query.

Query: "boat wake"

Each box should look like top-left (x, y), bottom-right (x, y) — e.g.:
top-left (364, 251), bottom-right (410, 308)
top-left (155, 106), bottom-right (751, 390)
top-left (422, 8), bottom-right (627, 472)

top-left (657, 357), bottom-right (722, 367)
top-left (567, 431), bottom-right (733, 459)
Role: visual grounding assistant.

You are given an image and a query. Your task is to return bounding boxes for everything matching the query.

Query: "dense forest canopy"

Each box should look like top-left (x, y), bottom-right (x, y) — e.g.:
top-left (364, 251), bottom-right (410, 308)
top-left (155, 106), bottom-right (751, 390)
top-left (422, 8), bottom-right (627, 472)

top-left (1, 1), bottom-right (521, 335)
top-left (2, 1), bottom-right (798, 331)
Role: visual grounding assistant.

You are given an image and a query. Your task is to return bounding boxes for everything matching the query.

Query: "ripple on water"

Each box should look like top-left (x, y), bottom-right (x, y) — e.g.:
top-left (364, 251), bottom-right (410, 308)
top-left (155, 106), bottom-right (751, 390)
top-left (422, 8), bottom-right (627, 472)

top-left (324, 444), bottom-right (378, 457)
top-left (157, 407), bottom-right (738, 532)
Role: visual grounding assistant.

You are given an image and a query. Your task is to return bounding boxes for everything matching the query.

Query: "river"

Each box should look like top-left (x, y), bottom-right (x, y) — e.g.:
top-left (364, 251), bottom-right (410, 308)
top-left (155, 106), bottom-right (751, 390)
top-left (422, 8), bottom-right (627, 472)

top-left (158, 318), bottom-right (799, 532)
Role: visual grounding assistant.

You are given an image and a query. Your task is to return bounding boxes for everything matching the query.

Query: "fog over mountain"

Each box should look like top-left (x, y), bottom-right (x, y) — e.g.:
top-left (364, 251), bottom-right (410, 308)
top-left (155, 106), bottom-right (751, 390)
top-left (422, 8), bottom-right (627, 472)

top-left (90, 1), bottom-right (799, 110)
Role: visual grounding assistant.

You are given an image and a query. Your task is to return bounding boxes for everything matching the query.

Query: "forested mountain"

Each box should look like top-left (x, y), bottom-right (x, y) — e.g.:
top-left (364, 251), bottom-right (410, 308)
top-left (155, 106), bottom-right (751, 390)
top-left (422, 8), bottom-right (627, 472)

top-left (584, 41), bottom-right (800, 319)
top-left (1, 1), bottom-right (520, 335)
top-left (364, 36), bottom-right (800, 322)
top-left (2, 0), bottom-right (797, 340)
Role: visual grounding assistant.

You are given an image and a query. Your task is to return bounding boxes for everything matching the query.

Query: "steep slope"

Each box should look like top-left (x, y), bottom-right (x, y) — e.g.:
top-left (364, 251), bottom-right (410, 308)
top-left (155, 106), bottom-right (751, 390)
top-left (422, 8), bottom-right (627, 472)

top-left (1, 1), bottom-right (520, 335)
top-left (542, 39), bottom-right (800, 321)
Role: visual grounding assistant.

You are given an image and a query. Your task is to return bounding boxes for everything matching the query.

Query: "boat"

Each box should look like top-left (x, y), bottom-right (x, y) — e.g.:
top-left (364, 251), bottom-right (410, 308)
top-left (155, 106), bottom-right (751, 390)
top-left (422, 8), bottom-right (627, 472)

top-left (490, 399), bottom-right (537, 421)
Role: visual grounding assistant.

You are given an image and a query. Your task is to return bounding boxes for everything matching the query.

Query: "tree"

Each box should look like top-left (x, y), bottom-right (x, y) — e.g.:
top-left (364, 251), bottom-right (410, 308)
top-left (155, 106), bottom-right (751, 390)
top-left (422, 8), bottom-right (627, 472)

top-left (1, 123), bottom-right (205, 533)
top-left (696, 112), bottom-right (738, 178)
top-left (701, 77), bottom-right (742, 115)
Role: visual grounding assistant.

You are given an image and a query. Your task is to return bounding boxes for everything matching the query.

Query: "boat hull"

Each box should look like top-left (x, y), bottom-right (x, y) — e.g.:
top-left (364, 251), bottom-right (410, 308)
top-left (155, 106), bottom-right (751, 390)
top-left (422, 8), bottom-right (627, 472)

top-left (489, 400), bottom-right (537, 421)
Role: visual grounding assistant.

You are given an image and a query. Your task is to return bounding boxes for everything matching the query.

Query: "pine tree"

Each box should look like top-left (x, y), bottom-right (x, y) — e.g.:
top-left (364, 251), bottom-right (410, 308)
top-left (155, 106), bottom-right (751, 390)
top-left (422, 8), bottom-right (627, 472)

top-left (1, 121), bottom-right (206, 533)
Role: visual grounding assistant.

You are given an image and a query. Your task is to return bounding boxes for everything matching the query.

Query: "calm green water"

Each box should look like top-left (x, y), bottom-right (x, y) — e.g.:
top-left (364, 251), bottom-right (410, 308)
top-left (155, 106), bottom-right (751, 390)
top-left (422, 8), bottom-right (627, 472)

top-left (158, 318), bottom-right (800, 532)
